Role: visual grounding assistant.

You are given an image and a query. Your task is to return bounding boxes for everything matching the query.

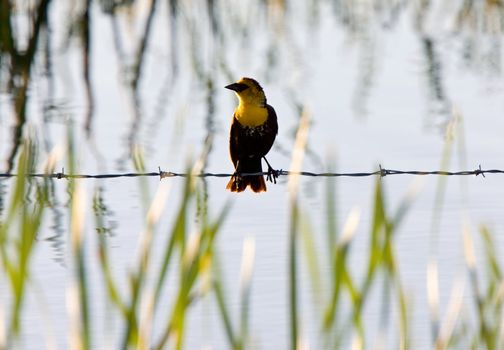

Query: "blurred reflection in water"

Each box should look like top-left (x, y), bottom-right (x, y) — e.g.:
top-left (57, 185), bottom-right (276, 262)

top-left (1, 0), bottom-right (504, 348)
top-left (1, 1), bottom-right (503, 169)
top-left (421, 36), bottom-right (452, 131)
top-left (92, 185), bottom-right (118, 238)
top-left (1, 0), bottom-right (503, 247)
top-left (44, 178), bottom-right (66, 265)
top-left (1, 0), bottom-right (50, 172)
top-left (0, 181), bottom-right (5, 218)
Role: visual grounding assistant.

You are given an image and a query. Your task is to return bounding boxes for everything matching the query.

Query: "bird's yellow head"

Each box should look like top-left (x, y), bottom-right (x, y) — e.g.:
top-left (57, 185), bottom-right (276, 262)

top-left (225, 77), bottom-right (269, 127)
top-left (225, 77), bottom-right (267, 107)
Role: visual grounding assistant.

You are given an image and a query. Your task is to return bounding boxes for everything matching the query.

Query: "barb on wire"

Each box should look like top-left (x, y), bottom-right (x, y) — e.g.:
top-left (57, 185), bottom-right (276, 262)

top-left (0, 165), bottom-right (502, 180)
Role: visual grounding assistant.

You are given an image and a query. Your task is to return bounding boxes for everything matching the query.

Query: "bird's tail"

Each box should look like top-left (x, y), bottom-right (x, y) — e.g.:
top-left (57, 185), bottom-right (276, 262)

top-left (226, 158), bottom-right (266, 193)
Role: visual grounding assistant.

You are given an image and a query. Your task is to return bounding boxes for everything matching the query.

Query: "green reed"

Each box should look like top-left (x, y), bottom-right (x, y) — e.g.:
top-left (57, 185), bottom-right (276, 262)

top-left (0, 140), bottom-right (48, 346)
top-left (1, 0), bottom-right (504, 349)
top-left (1, 135), bottom-right (504, 349)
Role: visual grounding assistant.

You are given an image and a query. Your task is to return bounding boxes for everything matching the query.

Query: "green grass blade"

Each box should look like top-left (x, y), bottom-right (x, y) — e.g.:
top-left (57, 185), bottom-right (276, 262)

top-left (213, 257), bottom-right (239, 349)
top-left (93, 188), bottom-right (128, 317)
top-left (67, 127), bottom-right (91, 350)
top-left (2, 140), bottom-right (48, 348)
top-left (238, 237), bottom-right (255, 349)
top-left (287, 108), bottom-right (310, 350)
top-left (300, 213), bottom-right (323, 313)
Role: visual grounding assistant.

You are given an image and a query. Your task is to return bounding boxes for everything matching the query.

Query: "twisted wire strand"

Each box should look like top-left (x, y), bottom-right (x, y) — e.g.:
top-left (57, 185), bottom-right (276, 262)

top-left (0, 165), bottom-right (499, 180)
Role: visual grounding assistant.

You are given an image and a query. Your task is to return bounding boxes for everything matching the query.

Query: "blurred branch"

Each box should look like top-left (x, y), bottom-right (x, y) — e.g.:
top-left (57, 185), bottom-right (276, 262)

top-left (131, 0), bottom-right (158, 91)
top-left (81, 0), bottom-right (95, 136)
top-left (4, 0), bottom-right (51, 173)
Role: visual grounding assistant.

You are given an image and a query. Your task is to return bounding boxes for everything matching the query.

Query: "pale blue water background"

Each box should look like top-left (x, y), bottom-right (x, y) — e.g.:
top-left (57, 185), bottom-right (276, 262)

top-left (1, 1), bottom-right (504, 348)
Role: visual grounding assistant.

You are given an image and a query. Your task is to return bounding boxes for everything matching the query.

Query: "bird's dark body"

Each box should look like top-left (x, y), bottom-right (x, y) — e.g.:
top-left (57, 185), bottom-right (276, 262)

top-left (227, 105), bottom-right (278, 192)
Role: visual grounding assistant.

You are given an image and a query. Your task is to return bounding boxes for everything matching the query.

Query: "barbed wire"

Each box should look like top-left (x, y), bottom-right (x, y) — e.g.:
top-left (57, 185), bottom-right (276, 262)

top-left (0, 165), bottom-right (500, 180)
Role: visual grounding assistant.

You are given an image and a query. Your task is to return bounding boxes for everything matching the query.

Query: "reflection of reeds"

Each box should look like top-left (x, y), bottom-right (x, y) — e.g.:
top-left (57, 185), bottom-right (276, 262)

top-left (3, 1), bottom-right (504, 349)
top-left (420, 36), bottom-right (452, 131)
top-left (3, 0), bottom-right (504, 170)
top-left (80, 0), bottom-right (95, 137)
top-left (1, 0), bottom-right (50, 172)
top-left (456, 0), bottom-right (504, 34)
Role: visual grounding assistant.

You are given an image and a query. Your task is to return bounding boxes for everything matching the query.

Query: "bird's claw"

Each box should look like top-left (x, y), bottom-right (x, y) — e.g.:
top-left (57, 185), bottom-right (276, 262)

top-left (232, 171), bottom-right (242, 182)
top-left (266, 167), bottom-right (281, 184)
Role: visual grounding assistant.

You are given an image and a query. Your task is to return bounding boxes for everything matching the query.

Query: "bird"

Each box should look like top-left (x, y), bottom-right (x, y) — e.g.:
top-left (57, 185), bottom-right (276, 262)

top-left (225, 77), bottom-right (279, 193)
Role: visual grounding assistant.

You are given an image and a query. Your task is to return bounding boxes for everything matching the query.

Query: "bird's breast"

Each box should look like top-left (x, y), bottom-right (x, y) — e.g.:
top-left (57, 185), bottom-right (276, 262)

top-left (235, 104), bottom-right (268, 127)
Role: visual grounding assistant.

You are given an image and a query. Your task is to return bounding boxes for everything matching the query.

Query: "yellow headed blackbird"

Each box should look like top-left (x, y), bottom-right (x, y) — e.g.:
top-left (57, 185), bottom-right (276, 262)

top-left (225, 77), bottom-right (279, 193)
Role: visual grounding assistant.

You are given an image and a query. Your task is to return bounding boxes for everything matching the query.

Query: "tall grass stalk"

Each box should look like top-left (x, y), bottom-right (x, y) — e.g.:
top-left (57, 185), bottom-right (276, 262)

top-left (153, 157), bottom-right (231, 349)
top-left (428, 114), bottom-right (458, 342)
top-left (287, 108), bottom-right (311, 349)
top-left (66, 128), bottom-right (91, 350)
top-left (320, 175), bottom-right (417, 349)
top-left (2, 126), bottom-right (504, 350)
top-left (462, 224), bottom-right (504, 350)
top-left (90, 150), bottom-right (232, 349)
top-left (93, 188), bottom-right (129, 325)
top-left (136, 182), bottom-right (171, 349)
top-left (0, 141), bottom-right (48, 348)
top-left (213, 255), bottom-right (239, 349)
top-left (239, 236), bottom-right (255, 349)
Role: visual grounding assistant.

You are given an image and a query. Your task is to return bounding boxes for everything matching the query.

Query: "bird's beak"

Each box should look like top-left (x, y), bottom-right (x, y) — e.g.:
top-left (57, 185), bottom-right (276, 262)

top-left (225, 82), bottom-right (248, 92)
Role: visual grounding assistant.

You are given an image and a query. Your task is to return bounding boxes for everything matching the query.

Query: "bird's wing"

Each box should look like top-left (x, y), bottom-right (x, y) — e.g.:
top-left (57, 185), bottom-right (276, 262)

top-left (266, 104), bottom-right (278, 136)
top-left (229, 115), bottom-right (240, 169)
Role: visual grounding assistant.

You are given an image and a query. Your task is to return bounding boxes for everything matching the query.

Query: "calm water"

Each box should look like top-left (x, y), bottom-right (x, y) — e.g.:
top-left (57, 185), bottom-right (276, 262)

top-left (1, 0), bottom-right (504, 348)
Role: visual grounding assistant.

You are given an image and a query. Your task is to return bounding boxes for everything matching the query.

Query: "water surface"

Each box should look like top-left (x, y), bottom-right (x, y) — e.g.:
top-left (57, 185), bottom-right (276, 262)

top-left (1, 0), bottom-right (504, 348)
